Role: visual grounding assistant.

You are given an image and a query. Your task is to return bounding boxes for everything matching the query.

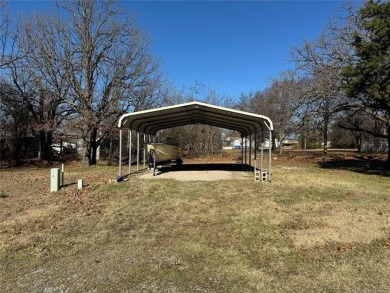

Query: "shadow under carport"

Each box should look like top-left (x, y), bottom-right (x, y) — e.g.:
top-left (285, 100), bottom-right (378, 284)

top-left (155, 163), bottom-right (254, 173)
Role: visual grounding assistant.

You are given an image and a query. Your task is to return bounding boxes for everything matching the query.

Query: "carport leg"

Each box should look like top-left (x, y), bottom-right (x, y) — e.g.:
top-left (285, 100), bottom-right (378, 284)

top-left (143, 133), bottom-right (146, 169)
top-left (254, 132), bottom-right (256, 160)
top-left (118, 129), bottom-right (122, 177)
top-left (261, 142), bottom-right (264, 172)
top-left (249, 134), bottom-right (252, 167)
top-left (254, 132), bottom-right (257, 177)
top-left (241, 135), bottom-right (244, 165)
top-left (128, 130), bottom-right (132, 175)
top-left (137, 132), bottom-right (140, 171)
top-left (268, 129), bottom-right (272, 181)
top-left (253, 155), bottom-right (256, 177)
top-left (153, 151), bottom-right (156, 176)
top-left (244, 136), bottom-right (247, 165)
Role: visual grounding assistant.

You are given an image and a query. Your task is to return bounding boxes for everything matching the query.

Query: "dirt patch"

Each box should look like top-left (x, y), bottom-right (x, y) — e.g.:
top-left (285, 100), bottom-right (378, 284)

top-left (139, 170), bottom-right (251, 181)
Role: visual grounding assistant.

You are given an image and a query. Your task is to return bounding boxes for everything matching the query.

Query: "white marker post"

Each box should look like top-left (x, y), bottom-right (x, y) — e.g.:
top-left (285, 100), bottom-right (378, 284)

top-left (60, 163), bottom-right (65, 186)
top-left (50, 168), bottom-right (60, 192)
top-left (77, 179), bottom-right (83, 190)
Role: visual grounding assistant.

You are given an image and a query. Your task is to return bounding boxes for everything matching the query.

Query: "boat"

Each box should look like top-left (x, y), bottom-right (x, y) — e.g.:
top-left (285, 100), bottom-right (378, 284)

top-left (146, 138), bottom-right (183, 174)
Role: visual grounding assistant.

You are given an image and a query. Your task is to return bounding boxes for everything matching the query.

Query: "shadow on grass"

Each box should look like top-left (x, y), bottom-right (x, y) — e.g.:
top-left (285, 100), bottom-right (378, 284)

top-left (61, 182), bottom-right (90, 189)
top-left (318, 155), bottom-right (390, 177)
top-left (61, 182), bottom-right (77, 188)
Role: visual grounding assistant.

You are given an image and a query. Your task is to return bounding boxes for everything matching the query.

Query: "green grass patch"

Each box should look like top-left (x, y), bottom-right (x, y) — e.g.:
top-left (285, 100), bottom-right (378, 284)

top-left (0, 190), bottom-right (7, 198)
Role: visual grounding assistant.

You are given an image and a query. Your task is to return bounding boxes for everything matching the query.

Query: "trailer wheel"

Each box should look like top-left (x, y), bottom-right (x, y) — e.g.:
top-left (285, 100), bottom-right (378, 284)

top-left (176, 158), bottom-right (183, 167)
top-left (148, 150), bottom-right (157, 175)
top-left (148, 150), bottom-right (154, 169)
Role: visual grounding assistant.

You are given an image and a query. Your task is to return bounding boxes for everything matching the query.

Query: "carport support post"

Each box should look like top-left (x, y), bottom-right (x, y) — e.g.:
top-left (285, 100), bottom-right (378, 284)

top-left (254, 131), bottom-right (257, 176)
top-left (254, 131), bottom-right (257, 161)
top-left (244, 136), bottom-right (247, 165)
top-left (268, 129), bottom-right (272, 181)
top-left (143, 133), bottom-right (146, 169)
top-left (249, 134), bottom-right (252, 167)
top-left (118, 128), bottom-right (122, 177)
top-left (241, 135), bottom-right (244, 165)
top-left (128, 130), bottom-right (132, 175)
top-left (136, 132), bottom-right (140, 171)
top-left (261, 142), bottom-right (264, 172)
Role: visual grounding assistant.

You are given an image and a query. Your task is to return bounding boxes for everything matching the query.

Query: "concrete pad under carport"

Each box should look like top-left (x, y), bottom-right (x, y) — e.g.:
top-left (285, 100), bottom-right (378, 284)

top-left (138, 163), bottom-right (254, 181)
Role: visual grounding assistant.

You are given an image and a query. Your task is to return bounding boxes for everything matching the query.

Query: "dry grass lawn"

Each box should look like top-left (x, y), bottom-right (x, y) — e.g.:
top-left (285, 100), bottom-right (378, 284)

top-left (0, 154), bottom-right (390, 292)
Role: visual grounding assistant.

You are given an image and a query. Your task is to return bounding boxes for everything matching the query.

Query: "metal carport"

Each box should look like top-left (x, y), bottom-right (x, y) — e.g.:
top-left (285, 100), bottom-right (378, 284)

top-left (117, 101), bottom-right (273, 181)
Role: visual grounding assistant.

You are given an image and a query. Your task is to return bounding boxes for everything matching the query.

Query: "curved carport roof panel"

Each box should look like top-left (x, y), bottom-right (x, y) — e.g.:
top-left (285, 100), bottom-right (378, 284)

top-left (117, 101), bottom-right (273, 135)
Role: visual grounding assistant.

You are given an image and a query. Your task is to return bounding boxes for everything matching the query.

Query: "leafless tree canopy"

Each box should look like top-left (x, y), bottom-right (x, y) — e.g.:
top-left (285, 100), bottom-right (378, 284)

top-left (1, 0), bottom-right (167, 165)
top-left (1, 1), bottom-right (389, 166)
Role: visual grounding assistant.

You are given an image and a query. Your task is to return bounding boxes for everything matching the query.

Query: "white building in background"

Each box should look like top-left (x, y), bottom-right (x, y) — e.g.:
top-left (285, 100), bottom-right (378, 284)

top-left (362, 141), bottom-right (389, 152)
top-left (51, 141), bottom-right (77, 153)
top-left (223, 137), bottom-right (278, 150)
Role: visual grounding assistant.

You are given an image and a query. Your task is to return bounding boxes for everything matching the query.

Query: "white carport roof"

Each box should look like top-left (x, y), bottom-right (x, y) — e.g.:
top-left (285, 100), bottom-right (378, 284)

top-left (117, 101), bottom-right (273, 136)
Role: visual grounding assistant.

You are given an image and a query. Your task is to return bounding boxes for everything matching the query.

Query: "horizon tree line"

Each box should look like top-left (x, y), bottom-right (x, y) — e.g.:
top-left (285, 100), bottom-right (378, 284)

top-left (0, 0), bottom-right (389, 166)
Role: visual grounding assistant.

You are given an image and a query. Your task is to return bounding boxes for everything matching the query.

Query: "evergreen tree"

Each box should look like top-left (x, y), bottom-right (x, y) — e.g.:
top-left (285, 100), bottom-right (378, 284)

top-left (342, 0), bottom-right (390, 164)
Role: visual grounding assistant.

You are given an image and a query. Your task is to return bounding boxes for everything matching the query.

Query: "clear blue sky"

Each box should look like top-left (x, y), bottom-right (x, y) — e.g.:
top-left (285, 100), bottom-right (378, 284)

top-left (9, 0), bottom-right (361, 99)
top-left (124, 1), bottom-right (360, 98)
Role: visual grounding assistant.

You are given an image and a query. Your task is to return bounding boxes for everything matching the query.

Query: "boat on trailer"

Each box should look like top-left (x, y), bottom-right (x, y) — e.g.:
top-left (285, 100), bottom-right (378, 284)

top-left (146, 138), bottom-right (183, 175)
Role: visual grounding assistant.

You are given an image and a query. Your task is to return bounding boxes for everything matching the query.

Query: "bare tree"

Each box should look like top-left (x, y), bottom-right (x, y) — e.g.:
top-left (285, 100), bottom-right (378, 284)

top-left (1, 1), bottom-right (166, 165)
top-left (0, 14), bottom-right (73, 160)
top-left (0, 0), bottom-right (10, 68)
top-left (237, 71), bottom-right (301, 153)
top-left (0, 80), bottom-right (31, 165)
top-left (0, 3), bottom-right (34, 164)
top-left (290, 29), bottom-right (350, 156)
top-left (32, 0), bottom-right (165, 165)
top-left (333, 111), bottom-right (374, 152)
top-left (288, 2), bottom-right (390, 157)
top-left (159, 85), bottom-right (231, 158)
top-left (263, 72), bottom-right (302, 153)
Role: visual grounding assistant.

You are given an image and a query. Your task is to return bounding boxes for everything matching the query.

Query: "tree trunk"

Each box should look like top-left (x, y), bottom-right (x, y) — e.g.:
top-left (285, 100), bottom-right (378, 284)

top-left (83, 142), bottom-right (90, 167)
top-left (355, 134), bottom-right (362, 153)
top-left (272, 132), bottom-right (276, 151)
top-left (38, 138), bottom-right (42, 160)
top-left (91, 143), bottom-right (98, 165)
top-left (108, 132), bottom-right (113, 165)
top-left (6, 137), bottom-right (21, 166)
top-left (278, 132), bottom-right (283, 155)
top-left (386, 127), bottom-right (390, 168)
top-left (39, 131), bottom-right (53, 161)
top-left (323, 117), bottom-right (329, 157)
top-left (88, 127), bottom-right (99, 165)
top-left (374, 120), bottom-right (380, 152)
top-left (301, 131), bottom-right (307, 150)
top-left (7, 124), bottom-right (24, 166)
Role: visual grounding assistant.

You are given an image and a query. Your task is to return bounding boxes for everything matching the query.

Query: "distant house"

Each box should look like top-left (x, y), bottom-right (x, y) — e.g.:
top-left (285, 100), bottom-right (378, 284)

top-left (223, 136), bottom-right (277, 150)
top-left (52, 141), bottom-right (77, 153)
top-left (362, 141), bottom-right (389, 152)
top-left (282, 139), bottom-right (298, 149)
